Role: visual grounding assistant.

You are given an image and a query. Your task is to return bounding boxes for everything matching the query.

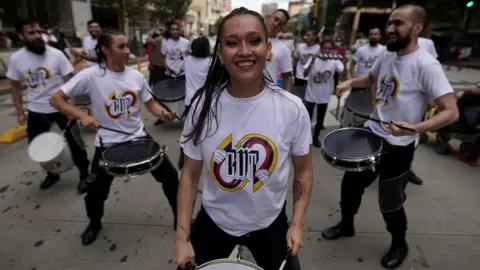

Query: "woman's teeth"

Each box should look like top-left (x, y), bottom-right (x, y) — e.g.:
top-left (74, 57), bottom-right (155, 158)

top-left (237, 61), bottom-right (254, 67)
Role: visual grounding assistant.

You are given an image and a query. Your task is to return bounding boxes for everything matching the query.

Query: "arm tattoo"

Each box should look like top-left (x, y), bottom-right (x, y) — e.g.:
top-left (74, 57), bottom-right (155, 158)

top-left (293, 179), bottom-right (304, 203)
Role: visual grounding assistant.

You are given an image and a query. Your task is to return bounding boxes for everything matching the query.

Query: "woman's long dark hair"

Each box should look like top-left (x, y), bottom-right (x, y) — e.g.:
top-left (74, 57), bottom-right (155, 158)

top-left (183, 7), bottom-right (276, 146)
top-left (94, 30), bottom-right (123, 75)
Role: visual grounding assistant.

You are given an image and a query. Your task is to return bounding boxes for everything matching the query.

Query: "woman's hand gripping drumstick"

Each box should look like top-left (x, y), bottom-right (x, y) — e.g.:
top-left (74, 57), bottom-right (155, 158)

top-left (50, 90), bottom-right (101, 129)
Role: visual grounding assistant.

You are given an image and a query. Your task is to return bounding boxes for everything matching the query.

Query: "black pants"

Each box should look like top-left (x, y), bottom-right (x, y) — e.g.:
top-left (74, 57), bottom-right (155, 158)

top-left (187, 205), bottom-right (295, 270)
top-left (27, 110), bottom-right (89, 177)
top-left (294, 78), bottom-right (307, 87)
top-left (340, 139), bottom-right (415, 245)
top-left (305, 102), bottom-right (328, 139)
top-left (85, 137), bottom-right (179, 223)
top-left (149, 65), bottom-right (168, 87)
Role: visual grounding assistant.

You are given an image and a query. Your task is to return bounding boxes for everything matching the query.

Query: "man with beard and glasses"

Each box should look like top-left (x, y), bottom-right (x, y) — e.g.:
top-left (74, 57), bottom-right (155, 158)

top-left (72, 20), bottom-right (101, 68)
top-left (265, 9), bottom-right (293, 91)
top-left (323, 5), bottom-right (459, 269)
top-left (349, 27), bottom-right (385, 92)
top-left (7, 19), bottom-right (90, 192)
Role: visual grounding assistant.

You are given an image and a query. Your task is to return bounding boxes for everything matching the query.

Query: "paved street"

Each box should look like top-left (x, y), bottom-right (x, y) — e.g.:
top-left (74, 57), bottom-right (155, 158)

top-left (0, 66), bottom-right (479, 270)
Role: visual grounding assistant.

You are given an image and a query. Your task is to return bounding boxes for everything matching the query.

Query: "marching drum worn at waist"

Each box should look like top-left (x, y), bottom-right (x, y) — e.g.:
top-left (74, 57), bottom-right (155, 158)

top-left (153, 79), bottom-right (187, 102)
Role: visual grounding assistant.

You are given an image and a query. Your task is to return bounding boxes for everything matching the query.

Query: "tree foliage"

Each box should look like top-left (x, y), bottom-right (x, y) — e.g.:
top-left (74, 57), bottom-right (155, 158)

top-left (151, 0), bottom-right (192, 22)
top-left (93, 0), bottom-right (192, 25)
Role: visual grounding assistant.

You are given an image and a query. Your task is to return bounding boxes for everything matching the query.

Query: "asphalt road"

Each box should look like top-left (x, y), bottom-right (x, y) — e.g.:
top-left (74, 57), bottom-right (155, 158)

top-left (0, 65), bottom-right (479, 270)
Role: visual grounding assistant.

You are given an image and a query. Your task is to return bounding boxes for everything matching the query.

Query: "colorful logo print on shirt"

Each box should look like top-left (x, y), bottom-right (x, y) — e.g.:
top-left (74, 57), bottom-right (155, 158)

top-left (104, 90), bottom-right (138, 119)
top-left (376, 75), bottom-right (399, 107)
top-left (210, 134), bottom-right (278, 193)
top-left (25, 67), bottom-right (52, 88)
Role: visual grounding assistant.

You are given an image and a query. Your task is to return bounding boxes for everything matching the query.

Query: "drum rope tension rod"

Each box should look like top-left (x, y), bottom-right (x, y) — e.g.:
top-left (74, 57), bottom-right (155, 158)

top-left (352, 112), bottom-right (416, 132)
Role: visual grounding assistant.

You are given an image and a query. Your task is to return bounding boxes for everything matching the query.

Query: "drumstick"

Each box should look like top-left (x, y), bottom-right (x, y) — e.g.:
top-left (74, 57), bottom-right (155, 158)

top-left (98, 125), bottom-right (137, 136)
top-left (351, 112), bottom-right (416, 132)
top-left (279, 250), bottom-right (292, 270)
top-left (335, 97), bottom-right (341, 120)
top-left (144, 88), bottom-right (183, 120)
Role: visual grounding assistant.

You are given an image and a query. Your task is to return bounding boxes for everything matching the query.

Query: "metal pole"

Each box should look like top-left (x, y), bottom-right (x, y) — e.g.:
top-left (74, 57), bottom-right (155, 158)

top-left (320, 0), bottom-right (328, 28)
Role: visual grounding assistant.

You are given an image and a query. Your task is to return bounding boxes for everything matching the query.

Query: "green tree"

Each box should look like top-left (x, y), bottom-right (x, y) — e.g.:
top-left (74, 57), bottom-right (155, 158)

top-left (151, 0), bottom-right (192, 23)
top-left (95, 0), bottom-right (152, 30)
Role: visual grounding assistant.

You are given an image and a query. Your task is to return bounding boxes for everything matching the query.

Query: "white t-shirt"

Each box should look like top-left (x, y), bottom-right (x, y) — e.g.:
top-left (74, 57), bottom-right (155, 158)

top-left (61, 65), bottom-right (152, 147)
top-left (7, 46), bottom-right (74, 114)
top-left (294, 43), bottom-right (321, 80)
top-left (82, 36), bottom-right (98, 67)
top-left (185, 56), bottom-right (211, 106)
top-left (180, 85), bottom-right (312, 236)
top-left (353, 43), bottom-right (386, 76)
top-left (418, 37), bottom-right (438, 58)
top-left (303, 57), bottom-right (344, 104)
top-left (162, 37), bottom-right (190, 76)
top-left (266, 38), bottom-right (293, 84)
top-left (367, 49), bottom-right (453, 146)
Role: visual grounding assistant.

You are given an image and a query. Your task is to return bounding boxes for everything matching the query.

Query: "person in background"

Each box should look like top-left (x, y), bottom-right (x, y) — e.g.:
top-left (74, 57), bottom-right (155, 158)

top-left (265, 9), bottom-right (293, 91)
top-left (178, 37), bottom-right (211, 169)
top-left (407, 26), bottom-right (439, 186)
top-left (8, 19), bottom-right (90, 192)
top-left (154, 21), bottom-right (190, 126)
top-left (148, 30), bottom-right (166, 87)
top-left (349, 27), bottom-right (385, 92)
top-left (293, 29), bottom-right (320, 87)
top-left (303, 38), bottom-right (345, 148)
top-left (71, 20), bottom-right (101, 68)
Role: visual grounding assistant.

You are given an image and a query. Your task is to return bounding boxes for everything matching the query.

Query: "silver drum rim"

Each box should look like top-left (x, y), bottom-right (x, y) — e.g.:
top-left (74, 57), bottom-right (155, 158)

top-left (320, 127), bottom-right (383, 169)
top-left (197, 258), bottom-right (264, 270)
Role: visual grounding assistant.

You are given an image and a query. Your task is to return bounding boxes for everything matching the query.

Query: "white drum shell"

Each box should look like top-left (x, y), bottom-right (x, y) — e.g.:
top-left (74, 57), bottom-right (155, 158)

top-left (197, 259), bottom-right (263, 270)
top-left (28, 132), bottom-right (74, 174)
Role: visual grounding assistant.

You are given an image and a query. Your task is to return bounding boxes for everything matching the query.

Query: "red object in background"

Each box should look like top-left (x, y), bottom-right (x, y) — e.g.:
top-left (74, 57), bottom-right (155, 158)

top-left (146, 43), bottom-right (153, 70)
top-left (175, 19), bottom-right (181, 24)
top-left (333, 47), bottom-right (346, 56)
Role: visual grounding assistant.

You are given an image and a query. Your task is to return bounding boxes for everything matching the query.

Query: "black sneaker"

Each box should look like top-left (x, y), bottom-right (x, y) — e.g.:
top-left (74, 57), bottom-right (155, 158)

top-left (407, 171), bottom-right (423, 185)
top-left (380, 244), bottom-right (409, 269)
top-left (322, 222), bottom-right (355, 240)
top-left (40, 174), bottom-right (60, 190)
top-left (313, 138), bottom-right (322, 148)
top-left (81, 222), bottom-right (102, 246)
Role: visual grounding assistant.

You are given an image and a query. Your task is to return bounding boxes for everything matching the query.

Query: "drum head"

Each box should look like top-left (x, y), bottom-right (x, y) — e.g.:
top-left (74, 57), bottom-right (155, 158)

top-left (153, 79), bottom-right (186, 102)
top-left (345, 91), bottom-right (374, 116)
top-left (103, 139), bottom-right (161, 164)
top-left (322, 128), bottom-right (382, 159)
top-left (28, 132), bottom-right (65, 162)
top-left (198, 259), bottom-right (263, 270)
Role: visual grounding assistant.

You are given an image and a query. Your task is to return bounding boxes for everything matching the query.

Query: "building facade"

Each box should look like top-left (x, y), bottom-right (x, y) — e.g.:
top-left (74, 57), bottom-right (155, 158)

top-left (261, 3), bottom-right (278, 17)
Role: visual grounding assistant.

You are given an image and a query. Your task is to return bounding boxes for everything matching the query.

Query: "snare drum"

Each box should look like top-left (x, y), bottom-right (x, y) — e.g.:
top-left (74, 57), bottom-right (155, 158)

top-left (101, 139), bottom-right (166, 177)
top-left (341, 91), bottom-right (374, 127)
top-left (195, 259), bottom-right (263, 270)
top-left (153, 79), bottom-right (186, 118)
top-left (321, 127), bottom-right (383, 171)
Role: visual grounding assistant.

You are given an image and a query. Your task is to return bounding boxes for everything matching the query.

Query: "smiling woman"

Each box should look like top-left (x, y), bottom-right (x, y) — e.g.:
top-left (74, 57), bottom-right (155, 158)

top-left (172, 7), bottom-right (313, 270)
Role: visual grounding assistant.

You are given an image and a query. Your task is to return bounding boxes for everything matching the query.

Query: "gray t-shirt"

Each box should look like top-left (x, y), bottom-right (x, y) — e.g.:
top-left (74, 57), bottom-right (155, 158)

top-left (367, 48), bottom-right (453, 146)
